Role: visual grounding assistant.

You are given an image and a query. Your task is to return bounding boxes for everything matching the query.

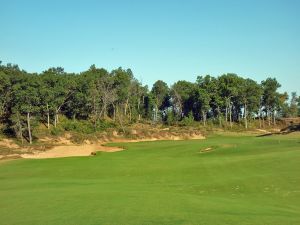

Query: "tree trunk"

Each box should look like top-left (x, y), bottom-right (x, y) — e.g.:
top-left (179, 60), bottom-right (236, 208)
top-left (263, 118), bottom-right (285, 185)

top-left (17, 114), bottom-right (24, 144)
top-left (103, 100), bottom-right (107, 119)
top-left (202, 110), bottom-right (206, 126)
top-left (229, 102), bottom-right (232, 128)
top-left (99, 105), bottom-right (104, 119)
top-left (225, 103), bottom-right (228, 123)
top-left (258, 107), bottom-right (262, 128)
top-left (273, 110), bottom-right (276, 125)
top-left (20, 126), bottom-right (24, 145)
top-left (54, 110), bottom-right (59, 127)
top-left (258, 101), bottom-right (262, 128)
top-left (116, 104), bottom-right (119, 119)
top-left (46, 103), bottom-right (50, 129)
top-left (27, 112), bottom-right (32, 144)
top-left (54, 112), bottom-right (57, 128)
top-left (117, 112), bottom-right (125, 134)
top-left (244, 103), bottom-right (248, 129)
top-left (124, 99), bottom-right (129, 116)
top-left (93, 95), bottom-right (97, 119)
top-left (217, 106), bottom-right (222, 127)
top-left (128, 104), bottom-right (132, 122)
top-left (137, 98), bottom-right (141, 121)
top-left (155, 104), bottom-right (158, 122)
top-left (112, 103), bottom-right (116, 121)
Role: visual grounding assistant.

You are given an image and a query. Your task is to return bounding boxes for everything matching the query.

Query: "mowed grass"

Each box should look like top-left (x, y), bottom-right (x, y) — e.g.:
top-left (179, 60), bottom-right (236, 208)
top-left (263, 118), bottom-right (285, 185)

top-left (0, 133), bottom-right (300, 225)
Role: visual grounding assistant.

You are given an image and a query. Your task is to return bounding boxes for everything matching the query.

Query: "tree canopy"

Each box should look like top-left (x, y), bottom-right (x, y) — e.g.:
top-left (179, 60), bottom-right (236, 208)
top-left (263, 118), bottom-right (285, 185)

top-left (0, 61), bottom-right (298, 144)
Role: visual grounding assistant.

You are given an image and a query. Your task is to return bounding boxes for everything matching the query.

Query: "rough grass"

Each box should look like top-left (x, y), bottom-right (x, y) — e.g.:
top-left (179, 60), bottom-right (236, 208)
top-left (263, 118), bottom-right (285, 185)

top-left (0, 133), bottom-right (299, 225)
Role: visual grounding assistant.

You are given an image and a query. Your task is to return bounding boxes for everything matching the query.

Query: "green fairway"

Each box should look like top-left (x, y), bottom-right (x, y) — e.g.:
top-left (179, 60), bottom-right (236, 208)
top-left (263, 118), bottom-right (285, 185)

top-left (0, 134), bottom-right (300, 225)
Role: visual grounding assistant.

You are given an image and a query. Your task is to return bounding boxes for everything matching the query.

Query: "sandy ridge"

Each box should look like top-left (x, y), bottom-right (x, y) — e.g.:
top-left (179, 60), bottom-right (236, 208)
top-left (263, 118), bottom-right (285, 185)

top-left (1, 133), bottom-right (205, 159)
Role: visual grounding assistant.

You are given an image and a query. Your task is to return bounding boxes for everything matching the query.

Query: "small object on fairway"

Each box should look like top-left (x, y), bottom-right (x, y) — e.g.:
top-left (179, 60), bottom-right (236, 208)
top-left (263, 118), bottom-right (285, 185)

top-left (200, 147), bottom-right (213, 153)
top-left (91, 151), bottom-right (97, 156)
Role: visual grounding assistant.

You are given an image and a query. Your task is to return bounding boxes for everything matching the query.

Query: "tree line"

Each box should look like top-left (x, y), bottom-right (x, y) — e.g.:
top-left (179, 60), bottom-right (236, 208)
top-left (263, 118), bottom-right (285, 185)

top-left (0, 61), bottom-right (299, 144)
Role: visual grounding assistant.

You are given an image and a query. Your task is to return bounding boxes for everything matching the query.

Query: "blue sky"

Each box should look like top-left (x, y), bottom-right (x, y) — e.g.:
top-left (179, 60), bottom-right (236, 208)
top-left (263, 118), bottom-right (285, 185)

top-left (1, 0), bottom-right (299, 94)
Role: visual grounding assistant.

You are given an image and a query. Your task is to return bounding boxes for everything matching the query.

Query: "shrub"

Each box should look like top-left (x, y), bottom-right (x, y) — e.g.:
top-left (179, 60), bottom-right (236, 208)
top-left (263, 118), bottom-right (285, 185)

top-left (62, 120), bottom-right (94, 134)
top-left (95, 120), bottom-right (116, 131)
top-left (70, 132), bottom-right (88, 144)
top-left (61, 119), bottom-right (116, 134)
top-left (165, 111), bottom-right (176, 126)
top-left (181, 112), bottom-right (194, 126)
top-left (50, 127), bottom-right (64, 136)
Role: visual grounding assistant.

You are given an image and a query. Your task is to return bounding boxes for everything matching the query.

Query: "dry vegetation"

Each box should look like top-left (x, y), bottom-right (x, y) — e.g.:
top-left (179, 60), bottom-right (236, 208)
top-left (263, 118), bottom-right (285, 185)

top-left (0, 124), bottom-right (208, 159)
top-left (1, 121), bottom-right (295, 160)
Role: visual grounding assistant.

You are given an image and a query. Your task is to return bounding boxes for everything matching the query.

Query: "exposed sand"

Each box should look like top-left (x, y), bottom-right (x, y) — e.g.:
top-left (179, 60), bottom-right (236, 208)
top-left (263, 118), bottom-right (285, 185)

top-left (256, 129), bottom-right (270, 133)
top-left (1, 133), bottom-right (206, 160)
top-left (21, 144), bottom-right (124, 159)
top-left (0, 139), bottom-right (19, 149)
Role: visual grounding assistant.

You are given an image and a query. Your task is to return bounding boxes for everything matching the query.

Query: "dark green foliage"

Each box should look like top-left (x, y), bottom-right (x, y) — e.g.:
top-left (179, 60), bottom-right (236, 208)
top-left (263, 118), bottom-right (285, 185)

top-left (151, 80), bottom-right (169, 122)
top-left (50, 127), bottom-right (64, 136)
top-left (62, 119), bottom-right (116, 133)
top-left (164, 110), bottom-right (176, 125)
top-left (95, 120), bottom-right (117, 131)
top-left (289, 92), bottom-right (299, 117)
top-left (0, 61), bottom-right (296, 143)
top-left (170, 81), bottom-right (195, 120)
top-left (62, 120), bottom-right (94, 134)
top-left (181, 112), bottom-right (194, 126)
top-left (298, 96), bottom-right (300, 116)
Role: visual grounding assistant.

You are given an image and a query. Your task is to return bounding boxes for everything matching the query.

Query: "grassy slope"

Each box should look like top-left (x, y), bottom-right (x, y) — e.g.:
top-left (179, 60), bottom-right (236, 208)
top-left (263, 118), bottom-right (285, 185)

top-left (0, 133), bottom-right (299, 225)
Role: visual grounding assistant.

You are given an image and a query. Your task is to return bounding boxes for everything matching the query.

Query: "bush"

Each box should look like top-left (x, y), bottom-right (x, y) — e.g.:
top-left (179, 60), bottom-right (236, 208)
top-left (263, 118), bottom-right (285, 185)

top-left (50, 127), bottom-right (64, 136)
top-left (95, 120), bottom-right (116, 131)
top-left (62, 120), bottom-right (94, 134)
top-left (61, 119), bottom-right (116, 134)
top-left (70, 132), bottom-right (88, 144)
top-left (181, 112), bottom-right (194, 126)
top-left (165, 111), bottom-right (176, 126)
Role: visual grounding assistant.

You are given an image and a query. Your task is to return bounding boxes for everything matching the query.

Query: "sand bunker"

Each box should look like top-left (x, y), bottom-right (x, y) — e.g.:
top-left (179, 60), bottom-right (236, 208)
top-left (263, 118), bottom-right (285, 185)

top-left (1, 132), bottom-right (206, 160)
top-left (21, 144), bottom-right (123, 159)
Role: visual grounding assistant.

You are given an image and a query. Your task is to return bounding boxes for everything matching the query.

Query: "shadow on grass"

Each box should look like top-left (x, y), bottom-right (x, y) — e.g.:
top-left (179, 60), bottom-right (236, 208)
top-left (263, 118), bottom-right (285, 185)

top-left (257, 124), bottom-right (300, 137)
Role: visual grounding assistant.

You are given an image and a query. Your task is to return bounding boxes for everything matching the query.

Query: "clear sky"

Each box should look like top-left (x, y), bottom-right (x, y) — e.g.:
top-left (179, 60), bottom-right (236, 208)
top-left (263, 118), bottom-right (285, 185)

top-left (1, 0), bottom-right (299, 94)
